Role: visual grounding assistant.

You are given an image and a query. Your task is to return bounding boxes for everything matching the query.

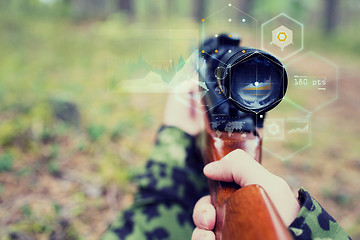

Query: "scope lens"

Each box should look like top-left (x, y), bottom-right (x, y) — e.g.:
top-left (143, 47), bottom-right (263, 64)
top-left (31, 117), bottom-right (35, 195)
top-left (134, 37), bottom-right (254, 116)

top-left (228, 56), bottom-right (284, 111)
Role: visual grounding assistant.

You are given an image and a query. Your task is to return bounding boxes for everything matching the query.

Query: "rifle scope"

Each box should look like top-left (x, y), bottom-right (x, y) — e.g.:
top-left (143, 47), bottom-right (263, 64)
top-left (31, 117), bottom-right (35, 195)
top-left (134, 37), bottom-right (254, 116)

top-left (199, 34), bottom-right (288, 132)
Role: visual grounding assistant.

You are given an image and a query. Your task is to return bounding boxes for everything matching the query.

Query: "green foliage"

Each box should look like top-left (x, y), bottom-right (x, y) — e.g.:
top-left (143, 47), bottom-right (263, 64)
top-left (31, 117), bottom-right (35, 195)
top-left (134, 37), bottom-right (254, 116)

top-left (252, 0), bottom-right (315, 20)
top-left (0, 153), bottom-right (13, 172)
top-left (111, 122), bottom-right (127, 141)
top-left (98, 151), bottom-right (130, 185)
top-left (17, 167), bottom-right (31, 177)
top-left (0, 0), bottom-right (70, 19)
top-left (322, 187), bottom-right (351, 206)
top-left (21, 204), bottom-right (32, 218)
top-left (87, 125), bottom-right (106, 142)
top-left (11, 220), bottom-right (51, 235)
top-left (48, 159), bottom-right (60, 176)
top-left (52, 201), bottom-right (62, 215)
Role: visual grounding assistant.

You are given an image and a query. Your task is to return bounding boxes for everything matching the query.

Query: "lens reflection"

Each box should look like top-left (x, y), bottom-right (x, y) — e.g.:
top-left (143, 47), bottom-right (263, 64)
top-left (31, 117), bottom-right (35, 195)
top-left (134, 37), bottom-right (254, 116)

top-left (229, 56), bottom-right (283, 110)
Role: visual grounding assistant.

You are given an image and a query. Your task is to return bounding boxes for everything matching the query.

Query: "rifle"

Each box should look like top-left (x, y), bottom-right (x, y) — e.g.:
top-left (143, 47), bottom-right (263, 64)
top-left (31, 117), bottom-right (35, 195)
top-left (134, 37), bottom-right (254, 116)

top-left (199, 34), bottom-right (293, 240)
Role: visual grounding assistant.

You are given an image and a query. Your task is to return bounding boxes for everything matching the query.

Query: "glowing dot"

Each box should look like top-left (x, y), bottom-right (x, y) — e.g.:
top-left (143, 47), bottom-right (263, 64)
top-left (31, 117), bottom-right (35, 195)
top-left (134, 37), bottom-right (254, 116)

top-left (201, 50), bottom-right (205, 53)
top-left (242, 50), bottom-right (245, 53)
top-left (242, 18), bottom-right (246, 22)
top-left (228, 3), bottom-right (232, 6)
top-left (255, 82), bottom-right (259, 86)
top-left (215, 49), bottom-right (218, 53)
top-left (228, 34), bottom-right (232, 37)
top-left (201, 19), bottom-right (205, 22)
top-left (228, 50), bottom-right (232, 53)
top-left (215, 34), bottom-right (219, 37)
top-left (260, 115), bottom-right (264, 119)
top-left (228, 19), bottom-right (232, 22)
top-left (169, 60), bottom-right (172, 62)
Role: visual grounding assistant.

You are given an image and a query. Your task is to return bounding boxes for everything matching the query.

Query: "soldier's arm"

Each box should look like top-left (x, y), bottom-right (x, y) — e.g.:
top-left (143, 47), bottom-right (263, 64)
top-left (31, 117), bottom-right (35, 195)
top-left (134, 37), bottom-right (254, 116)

top-left (102, 76), bottom-right (209, 239)
top-left (102, 126), bottom-right (208, 240)
top-left (289, 188), bottom-right (351, 240)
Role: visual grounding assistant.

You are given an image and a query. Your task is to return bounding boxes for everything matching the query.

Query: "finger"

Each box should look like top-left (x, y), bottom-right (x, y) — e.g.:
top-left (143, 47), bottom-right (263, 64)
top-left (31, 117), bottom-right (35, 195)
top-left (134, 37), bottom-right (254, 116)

top-left (192, 195), bottom-right (216, 230)
top-left (203, 149), bottom-right (272, 187)
top-left (191, 227), bottom-right (215, 240)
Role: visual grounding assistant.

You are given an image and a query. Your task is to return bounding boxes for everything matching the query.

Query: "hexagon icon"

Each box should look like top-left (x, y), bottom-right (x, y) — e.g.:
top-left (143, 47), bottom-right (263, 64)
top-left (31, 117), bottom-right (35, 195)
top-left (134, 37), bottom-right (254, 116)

top-left (272, 25), bottom-right (293, 49)
top-left (285, 51), bottom-right (339, 113)
top-left (263, 118), bottom-right (285, 140)
top-left (261, 98), bottom-right (312, 161)
top-left (277, 32), bottom-right (287, 41)
top-left (261, 13), bottom-right (303, 60)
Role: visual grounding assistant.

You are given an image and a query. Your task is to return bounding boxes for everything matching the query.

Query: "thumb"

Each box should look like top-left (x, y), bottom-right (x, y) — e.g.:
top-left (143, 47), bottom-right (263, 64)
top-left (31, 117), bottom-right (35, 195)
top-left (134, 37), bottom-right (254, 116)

top-left (203, 149), bottom-right (273, 188)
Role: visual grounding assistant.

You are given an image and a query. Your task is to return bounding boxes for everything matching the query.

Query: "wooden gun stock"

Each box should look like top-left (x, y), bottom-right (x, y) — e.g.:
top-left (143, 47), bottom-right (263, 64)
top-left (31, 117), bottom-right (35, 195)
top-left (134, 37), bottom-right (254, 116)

top-left (203, 123), bottom-right (293, 240)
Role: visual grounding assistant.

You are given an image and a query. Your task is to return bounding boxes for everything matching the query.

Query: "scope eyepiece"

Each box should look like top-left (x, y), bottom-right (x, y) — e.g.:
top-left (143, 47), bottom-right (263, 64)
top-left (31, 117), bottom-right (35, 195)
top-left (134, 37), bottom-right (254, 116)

top-left (199, 34), bottom-right (288, 132)
top-left (200, 34), bottom-right (288, 114)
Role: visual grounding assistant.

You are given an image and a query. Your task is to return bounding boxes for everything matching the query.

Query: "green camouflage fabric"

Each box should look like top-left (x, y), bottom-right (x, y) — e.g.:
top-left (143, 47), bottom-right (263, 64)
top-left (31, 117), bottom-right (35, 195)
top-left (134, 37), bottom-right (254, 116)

top-left (289, 188), bottom-right (351, 240)
top-left (102, 126), bottom-right (351, 240)
top-left (102, 126), bottom-right (208, 240)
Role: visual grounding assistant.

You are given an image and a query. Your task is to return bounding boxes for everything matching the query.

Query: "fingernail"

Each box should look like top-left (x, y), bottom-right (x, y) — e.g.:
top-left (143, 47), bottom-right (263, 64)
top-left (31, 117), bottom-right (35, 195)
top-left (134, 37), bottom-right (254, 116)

top-left (203, 163), bottom-right (214, 175)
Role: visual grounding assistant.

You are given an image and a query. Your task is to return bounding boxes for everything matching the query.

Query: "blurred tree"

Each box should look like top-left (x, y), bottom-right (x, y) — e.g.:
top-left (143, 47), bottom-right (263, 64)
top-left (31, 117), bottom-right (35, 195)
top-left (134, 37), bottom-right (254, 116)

top-left (193, 0), bottom-right (207, 22)
top-left (91, 0), bottom-right (105, 13)
top-left (118, 0), bottom-right (134, 19)
top-left (287, 0), bottom-right (308, 20)
top-left (166, 0), bottom-right (177, 18)
top-left (237, 0), bottom-right (255, 15)
top-left (324, 0), bottom-right (339, 35)
top-left (71, 0), bottom-right (107, 20)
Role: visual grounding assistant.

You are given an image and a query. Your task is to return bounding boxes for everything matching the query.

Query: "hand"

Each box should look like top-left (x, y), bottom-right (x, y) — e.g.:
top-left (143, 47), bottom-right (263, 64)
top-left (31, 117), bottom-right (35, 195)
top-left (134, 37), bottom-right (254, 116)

top-left (191, 149), bottom-right (300, 240)
top-left (163, 53), bottom-right (205, 136)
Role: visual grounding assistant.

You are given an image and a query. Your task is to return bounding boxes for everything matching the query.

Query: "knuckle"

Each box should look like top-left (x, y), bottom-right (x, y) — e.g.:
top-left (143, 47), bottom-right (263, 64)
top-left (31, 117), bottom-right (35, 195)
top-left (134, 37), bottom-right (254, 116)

top-left (273, 175), bottom-right (287, 186)
top-left (268, 175), bottom-right (289, 190)
top-left (223, 149), bottom-right (245, 164)
top-left (232, 149), bottom-right (246, 157)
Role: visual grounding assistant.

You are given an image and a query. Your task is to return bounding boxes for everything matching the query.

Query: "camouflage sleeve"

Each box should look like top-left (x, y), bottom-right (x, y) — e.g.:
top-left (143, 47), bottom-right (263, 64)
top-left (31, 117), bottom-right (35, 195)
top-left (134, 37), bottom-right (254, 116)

top-left (289, 188), bottom-right (351, 240)
top-left (102, 126), bottom-right (208, 240)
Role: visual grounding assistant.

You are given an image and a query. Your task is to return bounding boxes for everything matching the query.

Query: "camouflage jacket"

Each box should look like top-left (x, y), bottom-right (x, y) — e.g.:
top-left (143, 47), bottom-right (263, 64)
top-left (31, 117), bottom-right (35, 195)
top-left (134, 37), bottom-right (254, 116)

top-left (102, 126), bottom-right (351, 240)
